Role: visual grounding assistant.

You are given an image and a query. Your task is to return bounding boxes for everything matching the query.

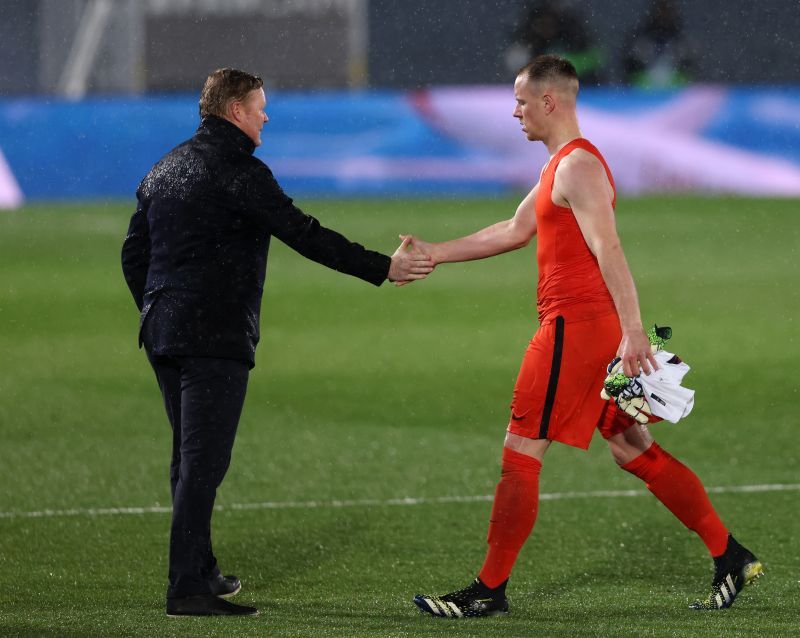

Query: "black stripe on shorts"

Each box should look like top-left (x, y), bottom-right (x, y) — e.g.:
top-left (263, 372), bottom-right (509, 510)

top-left (538, 315), bottom-right (565, 439)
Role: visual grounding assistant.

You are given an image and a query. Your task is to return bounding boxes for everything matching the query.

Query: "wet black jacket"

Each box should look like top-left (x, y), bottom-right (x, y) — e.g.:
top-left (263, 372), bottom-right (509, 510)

top-left (121, 116), bottom-right (390, 367)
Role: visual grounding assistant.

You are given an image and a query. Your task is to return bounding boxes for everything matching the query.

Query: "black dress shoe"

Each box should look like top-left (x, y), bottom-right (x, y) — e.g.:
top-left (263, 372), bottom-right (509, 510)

top-left (209, 572), bottom-right (242, 598)
top-left (166, 594), bottom-right (258, 617)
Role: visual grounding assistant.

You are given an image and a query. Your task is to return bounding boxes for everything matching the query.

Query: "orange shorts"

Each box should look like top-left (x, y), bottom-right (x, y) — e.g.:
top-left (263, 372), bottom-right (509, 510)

top-left (508, 312), bottom-right (634, 449)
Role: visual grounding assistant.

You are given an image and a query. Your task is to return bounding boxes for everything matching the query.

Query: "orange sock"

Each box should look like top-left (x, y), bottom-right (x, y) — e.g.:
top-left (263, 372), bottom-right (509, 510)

top-left (622, 443), bottom-right (729, 557)
top-left (478, 447), bottom-right (542, 588)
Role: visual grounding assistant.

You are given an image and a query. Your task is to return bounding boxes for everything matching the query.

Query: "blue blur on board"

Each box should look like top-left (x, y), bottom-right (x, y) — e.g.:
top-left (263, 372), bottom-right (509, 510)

top-left (1, 87), bottom-right (798, 201)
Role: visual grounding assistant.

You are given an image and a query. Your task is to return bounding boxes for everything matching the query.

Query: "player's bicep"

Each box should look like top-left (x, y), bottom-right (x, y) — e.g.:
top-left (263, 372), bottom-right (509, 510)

top-left (509, 184), bottom-right (538, 241)
top-left (558, 159), bottom-right (617, 255)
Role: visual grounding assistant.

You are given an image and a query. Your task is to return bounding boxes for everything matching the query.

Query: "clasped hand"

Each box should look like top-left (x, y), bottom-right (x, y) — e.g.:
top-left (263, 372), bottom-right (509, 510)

top-left (388, 235), bottom-right (436, 285)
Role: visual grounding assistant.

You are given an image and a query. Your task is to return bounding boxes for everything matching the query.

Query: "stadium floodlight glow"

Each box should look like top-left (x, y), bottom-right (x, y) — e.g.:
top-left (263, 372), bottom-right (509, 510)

top-left (0, 148), bottom-right (23, 210)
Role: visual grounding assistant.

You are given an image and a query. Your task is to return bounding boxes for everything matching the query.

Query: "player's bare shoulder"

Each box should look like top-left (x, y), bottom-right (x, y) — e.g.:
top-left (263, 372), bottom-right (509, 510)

top-left (553, 149), bottom-right (613, 207)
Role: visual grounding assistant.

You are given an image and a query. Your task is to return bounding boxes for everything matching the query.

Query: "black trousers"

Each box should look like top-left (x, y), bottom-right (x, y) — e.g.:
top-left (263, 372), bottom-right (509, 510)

top-left (147, 351), bottom-right (249, 599)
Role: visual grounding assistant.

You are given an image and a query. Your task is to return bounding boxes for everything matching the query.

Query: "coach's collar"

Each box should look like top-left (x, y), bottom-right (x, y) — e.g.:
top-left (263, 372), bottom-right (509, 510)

top-left (197, 115), bottom-right (256, 156)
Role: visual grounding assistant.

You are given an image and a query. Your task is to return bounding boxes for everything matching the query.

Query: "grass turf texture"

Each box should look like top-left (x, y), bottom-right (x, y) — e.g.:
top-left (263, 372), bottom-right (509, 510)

top-left (1, 196), bottom-right (798, 637)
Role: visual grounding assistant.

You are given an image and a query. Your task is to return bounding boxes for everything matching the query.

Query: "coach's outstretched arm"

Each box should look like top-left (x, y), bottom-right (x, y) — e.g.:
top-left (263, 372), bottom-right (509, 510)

top-left (556, 150), bottom-right (657, 378)
top-left (245, 163), bottom-right (433, 285)
top-left (403, 187), bottom-right (539, 266)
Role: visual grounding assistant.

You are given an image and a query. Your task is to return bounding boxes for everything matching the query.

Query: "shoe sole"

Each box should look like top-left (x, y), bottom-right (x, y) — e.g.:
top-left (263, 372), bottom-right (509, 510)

top-left (217, 582), bottom-right (242, 599)
top-left (166, 609), bottom-right (258, 618)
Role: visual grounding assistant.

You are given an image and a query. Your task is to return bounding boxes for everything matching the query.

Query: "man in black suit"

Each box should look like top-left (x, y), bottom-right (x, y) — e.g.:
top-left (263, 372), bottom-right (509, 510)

top-left (121, 68), bottom-right (433, 617)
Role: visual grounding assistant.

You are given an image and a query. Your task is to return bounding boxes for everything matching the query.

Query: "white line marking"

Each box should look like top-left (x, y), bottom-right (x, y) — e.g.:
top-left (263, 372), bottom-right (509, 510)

top-left (1, 483), bottom-right (797, 521)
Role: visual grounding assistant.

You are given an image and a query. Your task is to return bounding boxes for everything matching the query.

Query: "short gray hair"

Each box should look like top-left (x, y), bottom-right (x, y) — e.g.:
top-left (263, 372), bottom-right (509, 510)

top-left (199, 68), bottom-right (263, 119)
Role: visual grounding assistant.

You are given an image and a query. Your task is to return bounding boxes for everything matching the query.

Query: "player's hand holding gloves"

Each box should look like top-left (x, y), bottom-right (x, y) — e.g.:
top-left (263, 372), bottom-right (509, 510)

top-left (600, 325), bottom-right (695, 424)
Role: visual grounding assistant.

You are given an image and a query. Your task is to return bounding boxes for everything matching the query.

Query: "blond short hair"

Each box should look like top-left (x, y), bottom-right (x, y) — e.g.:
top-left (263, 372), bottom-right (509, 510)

top-left (518, 55), bottom-right (579, 95)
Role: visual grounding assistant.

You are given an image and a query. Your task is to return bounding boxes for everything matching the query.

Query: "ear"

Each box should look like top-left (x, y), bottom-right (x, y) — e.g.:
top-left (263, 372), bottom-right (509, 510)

top-left (227, 99), bottom-right (243, 123)
top-left (543, 94), bottom-right (556, 115)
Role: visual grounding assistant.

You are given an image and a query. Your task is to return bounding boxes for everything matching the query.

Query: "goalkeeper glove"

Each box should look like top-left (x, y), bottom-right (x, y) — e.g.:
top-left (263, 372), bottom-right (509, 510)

top-left (600, 357), bottom-right (652, 424)
top-left (599, 324), bottom-right (673, 424)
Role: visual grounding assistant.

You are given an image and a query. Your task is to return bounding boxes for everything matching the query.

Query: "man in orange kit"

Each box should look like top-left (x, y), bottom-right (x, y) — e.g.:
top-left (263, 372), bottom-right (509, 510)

top-left (410, 55), bottom-right (762, 617)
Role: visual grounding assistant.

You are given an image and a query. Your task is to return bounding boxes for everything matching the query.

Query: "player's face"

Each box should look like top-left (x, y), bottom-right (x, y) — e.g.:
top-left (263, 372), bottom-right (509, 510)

top-left (513, 75), bottom-right (544, 141)
top-left (238, 88), bottom-right (269, 146)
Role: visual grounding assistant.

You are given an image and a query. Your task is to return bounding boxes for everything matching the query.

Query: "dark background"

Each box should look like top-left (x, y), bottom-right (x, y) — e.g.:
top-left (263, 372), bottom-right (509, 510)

top-left (1, 0), bottom-right (798, 95)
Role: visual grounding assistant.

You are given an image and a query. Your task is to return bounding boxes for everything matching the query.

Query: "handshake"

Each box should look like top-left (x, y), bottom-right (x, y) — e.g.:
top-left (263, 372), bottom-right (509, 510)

top-left (387, 235), bottom-right (437, 286)
top-left (600, 326), bottom-right (695, 425)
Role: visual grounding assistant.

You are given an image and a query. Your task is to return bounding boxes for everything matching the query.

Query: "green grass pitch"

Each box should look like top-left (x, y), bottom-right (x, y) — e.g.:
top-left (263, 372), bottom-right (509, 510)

top-left (1, 196), bottom-right (798, 637)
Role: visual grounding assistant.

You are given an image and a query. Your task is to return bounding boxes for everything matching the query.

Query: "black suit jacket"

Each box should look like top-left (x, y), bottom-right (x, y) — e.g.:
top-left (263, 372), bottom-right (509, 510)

top-left (121, 116), bottom-right (390, 367)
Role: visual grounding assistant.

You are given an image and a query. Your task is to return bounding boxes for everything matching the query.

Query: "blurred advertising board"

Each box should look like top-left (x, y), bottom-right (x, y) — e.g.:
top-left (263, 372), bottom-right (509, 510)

top-left (0, 86), bottom-right (798, 204)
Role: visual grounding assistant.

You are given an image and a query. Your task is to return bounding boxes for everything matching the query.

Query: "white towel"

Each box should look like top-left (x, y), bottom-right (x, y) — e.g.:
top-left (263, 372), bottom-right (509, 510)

top-left (639, 349), bottom-right (695, 423)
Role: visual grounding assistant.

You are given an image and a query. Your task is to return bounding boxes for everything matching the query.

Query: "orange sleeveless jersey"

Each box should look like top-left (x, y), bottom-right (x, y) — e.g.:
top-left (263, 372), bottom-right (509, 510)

top-left (534, 138), bottom-right (616, 324)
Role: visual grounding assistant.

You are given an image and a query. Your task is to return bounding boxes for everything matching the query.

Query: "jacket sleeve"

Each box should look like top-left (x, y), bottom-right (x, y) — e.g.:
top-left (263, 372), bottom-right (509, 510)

top-left (121, 200), bottom-right (151, 311)
top-left (246, 163), bottom-right (391, 286)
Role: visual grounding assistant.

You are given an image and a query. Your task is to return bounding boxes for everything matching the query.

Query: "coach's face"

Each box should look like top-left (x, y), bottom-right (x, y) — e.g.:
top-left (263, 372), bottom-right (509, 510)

top-left (513, 75), bottom-right (543, 141)
top-left (236, 88), bottom-right (269, 146)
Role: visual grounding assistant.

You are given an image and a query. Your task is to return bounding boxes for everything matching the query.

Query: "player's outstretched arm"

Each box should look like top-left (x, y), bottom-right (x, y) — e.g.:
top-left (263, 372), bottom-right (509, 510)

top-left (403, 186), bottom-right (539, 266)
top-left (556, 151), bottom-right (657, 377)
